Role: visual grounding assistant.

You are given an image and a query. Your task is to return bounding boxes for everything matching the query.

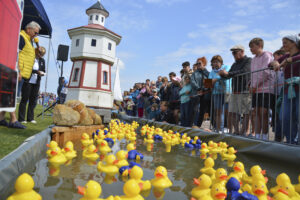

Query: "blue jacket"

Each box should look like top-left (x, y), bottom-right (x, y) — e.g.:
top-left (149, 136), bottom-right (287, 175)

top-left (179, 84), bottom-right (192, 104)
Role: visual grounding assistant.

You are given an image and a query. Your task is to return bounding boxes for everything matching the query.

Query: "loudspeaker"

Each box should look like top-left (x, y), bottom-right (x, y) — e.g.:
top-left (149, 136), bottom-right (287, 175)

top-left (57, 45), bottom-right (69, 61)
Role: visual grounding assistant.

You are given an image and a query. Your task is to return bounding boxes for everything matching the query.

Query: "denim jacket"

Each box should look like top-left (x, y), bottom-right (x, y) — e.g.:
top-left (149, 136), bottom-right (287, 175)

top-left (190, 68), bottom-right (209, 96)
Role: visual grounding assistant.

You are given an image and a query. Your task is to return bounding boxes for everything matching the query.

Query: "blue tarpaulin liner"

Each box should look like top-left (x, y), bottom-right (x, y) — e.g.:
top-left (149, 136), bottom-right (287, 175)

top-left (21, 0), bottom-right (52, 37)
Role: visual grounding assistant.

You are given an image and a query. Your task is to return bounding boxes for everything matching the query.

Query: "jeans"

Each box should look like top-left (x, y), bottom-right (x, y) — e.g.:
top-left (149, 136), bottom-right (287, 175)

top-left (279, 92), bottom-right (299, 144)
top-left (180, 101), bottom-right (190, 127)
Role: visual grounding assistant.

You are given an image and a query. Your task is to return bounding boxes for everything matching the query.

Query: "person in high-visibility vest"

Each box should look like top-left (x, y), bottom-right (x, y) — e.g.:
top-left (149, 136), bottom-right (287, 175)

top-left (18, 21), bottom-right (41, 125)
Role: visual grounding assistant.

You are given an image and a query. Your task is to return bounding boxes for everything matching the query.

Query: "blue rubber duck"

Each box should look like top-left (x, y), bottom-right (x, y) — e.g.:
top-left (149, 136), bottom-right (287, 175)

top-left (104, 138), bottom-right (114, 147)
top-left (128, 149), bottom-right (144, 160)
top-left (119, 162), bottom-right (141, 176)
top-left (154, 134), bottom-right (163, 141)
top-left (226, 177), bottom-right (258, 200)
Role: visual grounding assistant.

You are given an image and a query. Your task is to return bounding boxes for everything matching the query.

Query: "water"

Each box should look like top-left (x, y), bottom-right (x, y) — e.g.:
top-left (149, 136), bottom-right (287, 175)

top-left (27, 134), bottom-right (289, 200)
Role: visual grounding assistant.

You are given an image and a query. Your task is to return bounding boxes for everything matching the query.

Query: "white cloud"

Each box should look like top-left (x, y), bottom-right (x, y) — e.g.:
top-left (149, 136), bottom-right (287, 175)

top-left (271, 2), bottom-right (289, 9)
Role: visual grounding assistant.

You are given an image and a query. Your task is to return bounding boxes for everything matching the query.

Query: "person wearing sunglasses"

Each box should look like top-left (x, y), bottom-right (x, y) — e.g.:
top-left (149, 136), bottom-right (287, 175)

top-left (219, 45), bottom-right (252, 136)
top-left (190, 57), bottom-right (210, 128)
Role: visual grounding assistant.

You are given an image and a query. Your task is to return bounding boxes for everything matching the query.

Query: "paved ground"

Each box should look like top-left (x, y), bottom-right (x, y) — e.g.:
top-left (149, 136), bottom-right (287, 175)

top-left (200, 120), bottom-right (276, 141)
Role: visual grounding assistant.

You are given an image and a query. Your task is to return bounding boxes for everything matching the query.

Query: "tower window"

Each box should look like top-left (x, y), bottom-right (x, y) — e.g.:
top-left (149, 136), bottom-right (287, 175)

top-left (96, 15), bottom-right (99, 21)
top-left (90, 15), bottom-right (93, 20)
top-left (101, 17), bottom-right (104, 22)
top-left (103, 71), bottom-right (108, 84)
top-left (75, 39), bottom-right (79, 47)
top-left (108, 43), bottom-right (112, 50)
top-left (73, 68), bottom-right (80, 81)
top-left (91, 39), bottom-right (97, 47)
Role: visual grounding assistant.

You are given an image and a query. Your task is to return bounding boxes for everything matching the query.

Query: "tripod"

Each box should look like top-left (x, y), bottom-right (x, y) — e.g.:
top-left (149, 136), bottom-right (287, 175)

top-left (37, 99), bottom-right (58, 117)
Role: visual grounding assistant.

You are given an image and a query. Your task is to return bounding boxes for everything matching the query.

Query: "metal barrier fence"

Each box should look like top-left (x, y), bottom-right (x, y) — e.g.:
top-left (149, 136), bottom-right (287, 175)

top-left (208, 60), bottom-right (300, 145)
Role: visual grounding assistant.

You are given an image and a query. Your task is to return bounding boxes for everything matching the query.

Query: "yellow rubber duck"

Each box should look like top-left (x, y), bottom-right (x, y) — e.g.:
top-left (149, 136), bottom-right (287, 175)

top-left (77, 180), bottom-right (114, 200)
top-left (221, 147), bottom-right (236, 161)
top-left (144, 134), bottom-right (154, 144)
top-left (129, 166), bottom-right (151, 191)
top-left (114, 179), bottom-right (144, 200)
top-left (115, 150), bottom-right (129, 168)
top-left (294, 175), bottom-right (300, 193)
top-left (46, 140), bottom-right (58, 157)
top-left (200, 143), bottom-right (210, 154)
top-left (127, 143), bottom-right (136, 152)
top-left (191, 174), bottom-right (212, 199)
top-left (97, 154), bottom-right (119, 176)
top-left (151, 166), bottom-right (173, 190)
top-left (274, 181), bottom-right (300, 200)
top-left (81, 133), bottom-right (93, 148)
top-left (140, 127), bottom-right (146, 136)
top-left (83, 144), bottom-right (99, 161)
top-left (48, 147), bottom-right (67, 166)
top-left (62, 141), bottom-right (77, 160)
top-left (7, 173), bottom-right (42, 200)
top-left (209, 143), bottom-right (221, 154)
top-left (200, 153), bottom-right (208, 160)
top-left (211, 183), bottom-right (227, 200)
top-left (98, 140), bottom-right (112, 155)
top-left (200, 157), bottom-right (216, 179)
top-left (146, 144), bottom-right (153, 152)
top-left (228, 162), bottom-right (247, 182)
top-left (273, 192), bottom-right (292, 200)
top-left (270, 173), bottom-right (292, 195)
top-left (213, 168), bottom-right (228, 186)
top-left (251, 180), bottom-right (270, 200)
top-left (242, 165), bottom-right (267, 185)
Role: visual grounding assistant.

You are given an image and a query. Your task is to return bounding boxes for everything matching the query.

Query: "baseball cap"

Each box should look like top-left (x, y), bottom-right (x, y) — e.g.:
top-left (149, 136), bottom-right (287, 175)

top-left (230, 44), bottom-right (245, 51)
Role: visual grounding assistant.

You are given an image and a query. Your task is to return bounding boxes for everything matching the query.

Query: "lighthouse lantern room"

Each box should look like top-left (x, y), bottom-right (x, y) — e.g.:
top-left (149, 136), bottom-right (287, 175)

top-left (66, 0), bottom-right (121, 122)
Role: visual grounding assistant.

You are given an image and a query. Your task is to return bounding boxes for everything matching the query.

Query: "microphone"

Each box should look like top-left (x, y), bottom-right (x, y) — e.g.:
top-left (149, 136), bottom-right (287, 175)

top-left (34, 37), bottom-right (40, 48)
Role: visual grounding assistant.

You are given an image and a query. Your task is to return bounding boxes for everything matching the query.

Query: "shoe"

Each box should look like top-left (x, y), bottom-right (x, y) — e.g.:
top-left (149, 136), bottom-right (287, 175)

top-left (20, 121), bottom-right (27, 124)
top-left (29, 120), bottom-right (37, 124)
top-left (0, 119), bottom-right (8, 127)
top-left (8, 121), bottom-right (26, 129)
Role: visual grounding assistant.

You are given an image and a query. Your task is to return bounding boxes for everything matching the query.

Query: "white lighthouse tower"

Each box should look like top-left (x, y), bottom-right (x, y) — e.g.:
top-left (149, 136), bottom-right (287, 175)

top-left (66, 0), bottom-right (121, 122)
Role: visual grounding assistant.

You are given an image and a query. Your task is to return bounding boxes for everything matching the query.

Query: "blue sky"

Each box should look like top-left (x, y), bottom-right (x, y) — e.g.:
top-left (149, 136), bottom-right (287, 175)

top-left (39, 0), bottom-right (300, 94)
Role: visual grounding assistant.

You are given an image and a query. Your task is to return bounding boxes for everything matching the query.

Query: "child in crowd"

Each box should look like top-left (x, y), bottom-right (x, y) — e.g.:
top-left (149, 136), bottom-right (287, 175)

top-left (249, 37), bottom-right (274, 140)
top-left (148, 103), bottom-right (159, 120)
top-left (272, 49), bottom-right (285, 142)
top-left (179, 75), bottom-right (192, 127)
top-left (126, 97), bottom-right (135, 116)
top-left (155, 101), bottom-right (175, 124)
top-left (149, 90), bottom-right (160, 105)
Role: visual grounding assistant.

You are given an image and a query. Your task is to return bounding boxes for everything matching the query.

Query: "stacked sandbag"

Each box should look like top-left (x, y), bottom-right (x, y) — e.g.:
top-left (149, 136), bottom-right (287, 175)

top-left (52, 100), bottom-right (103, 126)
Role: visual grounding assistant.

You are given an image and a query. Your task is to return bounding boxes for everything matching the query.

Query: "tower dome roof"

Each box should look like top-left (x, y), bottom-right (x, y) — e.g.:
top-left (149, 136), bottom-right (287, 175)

top-left (86, 1), bottom-right (109, 17)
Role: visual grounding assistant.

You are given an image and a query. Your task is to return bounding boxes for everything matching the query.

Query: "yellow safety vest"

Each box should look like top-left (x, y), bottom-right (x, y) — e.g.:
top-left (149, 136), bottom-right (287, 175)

top-left (18, 30), bottom-right (35, 79)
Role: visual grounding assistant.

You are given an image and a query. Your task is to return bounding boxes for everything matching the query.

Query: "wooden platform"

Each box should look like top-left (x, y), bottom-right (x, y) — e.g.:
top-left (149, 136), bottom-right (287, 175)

top-left (51, 125), bottom-right (105, 146)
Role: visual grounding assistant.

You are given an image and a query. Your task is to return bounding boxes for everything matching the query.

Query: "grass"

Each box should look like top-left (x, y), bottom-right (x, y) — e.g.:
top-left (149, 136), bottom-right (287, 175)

top-left (0, 104), bottom-right (53, 159)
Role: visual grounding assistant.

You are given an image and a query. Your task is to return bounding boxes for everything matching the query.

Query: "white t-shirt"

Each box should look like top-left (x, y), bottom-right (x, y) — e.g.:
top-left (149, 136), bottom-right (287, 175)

top-left (29, 59), bottom-right (39, 84)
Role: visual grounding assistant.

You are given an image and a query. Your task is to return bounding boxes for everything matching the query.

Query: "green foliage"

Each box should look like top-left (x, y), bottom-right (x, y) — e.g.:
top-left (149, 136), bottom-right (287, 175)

top-left (0, 105), bottom-right (53, 158)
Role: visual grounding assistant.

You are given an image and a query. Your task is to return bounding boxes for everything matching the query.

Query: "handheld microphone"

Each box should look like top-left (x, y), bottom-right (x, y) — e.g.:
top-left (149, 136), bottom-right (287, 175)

top-left (34, 37), bottom-right (40, 48)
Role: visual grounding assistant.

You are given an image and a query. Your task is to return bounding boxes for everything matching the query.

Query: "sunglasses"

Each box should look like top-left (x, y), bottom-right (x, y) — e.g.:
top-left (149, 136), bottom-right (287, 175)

top-left (195, 62), bottom-right (202, 65)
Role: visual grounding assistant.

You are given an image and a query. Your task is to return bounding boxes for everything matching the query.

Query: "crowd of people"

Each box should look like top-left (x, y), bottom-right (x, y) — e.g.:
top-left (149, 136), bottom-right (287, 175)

top-left (122, 34), bottom-right (300, 145)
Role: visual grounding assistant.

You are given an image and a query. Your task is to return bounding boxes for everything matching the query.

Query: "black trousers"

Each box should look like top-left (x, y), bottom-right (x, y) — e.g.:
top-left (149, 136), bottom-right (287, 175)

top-left (18, 80), bottom-right (40, 122)
top-left (190, 95), bottom-right (210, 127)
